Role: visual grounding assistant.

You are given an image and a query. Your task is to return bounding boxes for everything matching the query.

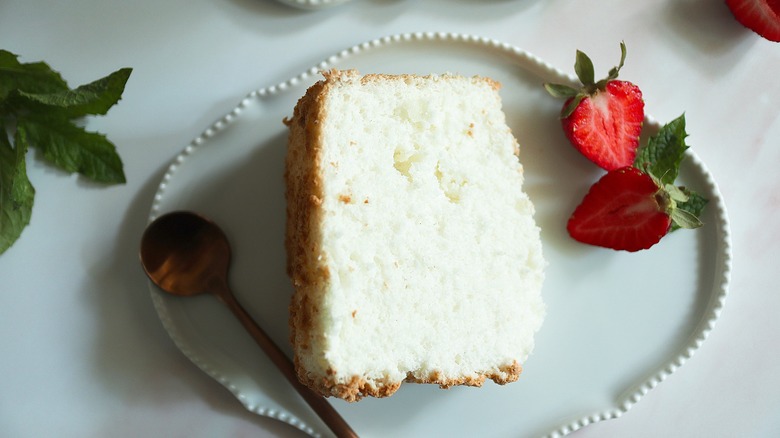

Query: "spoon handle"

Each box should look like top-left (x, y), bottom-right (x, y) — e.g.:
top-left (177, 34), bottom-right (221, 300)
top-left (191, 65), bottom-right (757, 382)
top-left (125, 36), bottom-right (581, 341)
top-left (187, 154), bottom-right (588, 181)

top-left (214, 283), bottom-right (358, 438)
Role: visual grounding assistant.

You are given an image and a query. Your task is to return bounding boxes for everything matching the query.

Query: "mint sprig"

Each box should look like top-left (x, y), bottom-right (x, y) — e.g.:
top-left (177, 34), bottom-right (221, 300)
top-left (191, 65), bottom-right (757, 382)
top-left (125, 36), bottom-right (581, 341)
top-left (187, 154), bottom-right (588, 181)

top-left (0, 49), bottom-right (131, 254)
top-left (634, 114), bottom-right (708, 231)
top-left (634, 114), bottom-right (688, 186)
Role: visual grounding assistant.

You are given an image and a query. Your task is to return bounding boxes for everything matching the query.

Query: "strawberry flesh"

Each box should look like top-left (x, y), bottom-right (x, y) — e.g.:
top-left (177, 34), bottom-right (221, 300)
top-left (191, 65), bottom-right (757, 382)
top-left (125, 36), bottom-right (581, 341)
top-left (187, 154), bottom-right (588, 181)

top-left (567, 166), bottom-right (671, 252)
top-left (727, 0), bottom-right (780, 42)
top-left (562, 80), bottom-right (644, 171)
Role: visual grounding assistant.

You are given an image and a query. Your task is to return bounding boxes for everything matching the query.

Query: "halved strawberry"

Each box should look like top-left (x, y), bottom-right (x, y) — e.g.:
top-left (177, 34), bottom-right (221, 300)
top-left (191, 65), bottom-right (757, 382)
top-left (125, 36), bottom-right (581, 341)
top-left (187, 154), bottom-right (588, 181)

top-left (545, 42), bottom-right (644, 171)
top-left (567, 163), bottom-right (705, 252)
top-left (567, 167), bottom-right (670, 252)
top-left (726, 0), bottom-right (780, 42)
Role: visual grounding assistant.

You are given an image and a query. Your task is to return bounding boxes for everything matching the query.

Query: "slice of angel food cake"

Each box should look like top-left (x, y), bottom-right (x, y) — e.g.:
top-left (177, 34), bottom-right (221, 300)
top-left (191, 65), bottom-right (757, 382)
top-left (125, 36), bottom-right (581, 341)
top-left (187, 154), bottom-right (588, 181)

top-left (284, 69), bottom-right (545, 402)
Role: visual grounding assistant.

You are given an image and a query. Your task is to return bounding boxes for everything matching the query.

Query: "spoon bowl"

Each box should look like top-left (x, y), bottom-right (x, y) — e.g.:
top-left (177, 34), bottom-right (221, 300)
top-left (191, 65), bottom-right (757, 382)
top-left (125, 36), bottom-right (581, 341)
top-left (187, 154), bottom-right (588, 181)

top-left (140, 211), bottom-right (230, 297)
top-left (140, 211), bottom-right (357, 438)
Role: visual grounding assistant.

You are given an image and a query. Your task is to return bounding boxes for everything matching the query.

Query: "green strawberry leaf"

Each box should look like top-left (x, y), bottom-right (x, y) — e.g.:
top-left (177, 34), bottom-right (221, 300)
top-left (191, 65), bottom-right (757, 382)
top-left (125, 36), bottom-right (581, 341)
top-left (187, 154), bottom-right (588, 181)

top-left (0, 50), bottom-right (68, 100)
top-left (574, 50), bottom-right (595, 86)
top-left (671, 189), bottom-right (708, 231)
top-left (13, 67), bottom-right (132, 118)
top-left (18, 117), bottom-right (125, 184)
top-left (634, 113), bottom-right (688, 186)
top-left (664, 183), bottom-right (689, 204)
top-left (606, 41), bottom-right (627, 81)
top-left (0, 128), bottom-right (35, 254)
top-left (543, 83), bottom-right (579, 99)
top-left (561, 94), bottom-right (585, 119)
top-left (670, 207), bottom-right (703, 230)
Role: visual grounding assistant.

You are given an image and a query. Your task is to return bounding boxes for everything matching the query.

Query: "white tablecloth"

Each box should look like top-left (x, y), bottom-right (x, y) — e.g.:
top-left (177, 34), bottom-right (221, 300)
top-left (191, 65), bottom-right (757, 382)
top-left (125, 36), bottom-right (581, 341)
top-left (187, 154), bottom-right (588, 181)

top-left (1, 1), bottom-right (778, 436)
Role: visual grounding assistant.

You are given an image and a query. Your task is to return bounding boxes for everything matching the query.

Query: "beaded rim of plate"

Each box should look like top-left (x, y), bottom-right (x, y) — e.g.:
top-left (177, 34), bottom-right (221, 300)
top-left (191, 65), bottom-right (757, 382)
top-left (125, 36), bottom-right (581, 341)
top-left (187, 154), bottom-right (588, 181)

top-left (147, 31), bottom-right (732, 438)
top-left (275, 0), bottom-right (354, 10)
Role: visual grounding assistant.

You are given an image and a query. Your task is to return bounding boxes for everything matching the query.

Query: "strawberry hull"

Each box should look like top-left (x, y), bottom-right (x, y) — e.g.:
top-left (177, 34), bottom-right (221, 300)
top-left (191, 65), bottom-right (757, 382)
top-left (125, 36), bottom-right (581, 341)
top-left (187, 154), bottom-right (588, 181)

top-left (562, 80), bottom-right (644, 171)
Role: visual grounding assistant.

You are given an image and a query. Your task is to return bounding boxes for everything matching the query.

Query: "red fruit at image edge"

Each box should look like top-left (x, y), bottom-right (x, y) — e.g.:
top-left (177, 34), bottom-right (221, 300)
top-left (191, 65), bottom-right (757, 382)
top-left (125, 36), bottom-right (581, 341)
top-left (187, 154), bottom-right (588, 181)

top-left (567, 166), bottom-right (672, 252)
top-left (562, 80), bottom-right (644, 171)
top-left (726, 0), bottom-right (780, 42)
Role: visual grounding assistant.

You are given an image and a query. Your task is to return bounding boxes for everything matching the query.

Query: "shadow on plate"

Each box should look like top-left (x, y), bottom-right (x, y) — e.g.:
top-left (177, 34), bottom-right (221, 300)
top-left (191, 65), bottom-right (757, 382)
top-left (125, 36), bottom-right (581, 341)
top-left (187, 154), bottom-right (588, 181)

top-left (86, 136), bottom-right (311, 436)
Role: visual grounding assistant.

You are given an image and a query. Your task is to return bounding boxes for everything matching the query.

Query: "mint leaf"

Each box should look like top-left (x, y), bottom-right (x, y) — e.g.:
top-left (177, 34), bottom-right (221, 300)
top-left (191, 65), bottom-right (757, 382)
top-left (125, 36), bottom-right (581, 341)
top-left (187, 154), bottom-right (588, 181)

top-left (13, 67), bottom-right (132, 118)
top-left (634, 114), bottom-right (688, 186)
top-left (0, 129), bottom-right (35, 254)
top-left (18, 118), bottom-right (126, 184)
top-left (0, 50), bottom-right (68, 100)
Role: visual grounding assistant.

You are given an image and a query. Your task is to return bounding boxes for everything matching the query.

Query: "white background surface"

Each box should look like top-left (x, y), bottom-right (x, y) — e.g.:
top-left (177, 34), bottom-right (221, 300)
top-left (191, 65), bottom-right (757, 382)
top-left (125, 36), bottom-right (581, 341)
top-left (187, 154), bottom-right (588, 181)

top-left (1, 1), bottom-right (778, 437)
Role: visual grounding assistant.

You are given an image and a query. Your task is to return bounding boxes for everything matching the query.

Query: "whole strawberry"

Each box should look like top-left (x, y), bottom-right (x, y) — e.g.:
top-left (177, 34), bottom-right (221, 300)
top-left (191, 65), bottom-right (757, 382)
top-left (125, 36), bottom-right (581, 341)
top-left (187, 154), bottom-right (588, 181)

top-left (545, 42), bottom-right (644, 171)
top-left (726, 0), bottom-right (780, 42)
top-left (567, 115), bottom-right (707, 252)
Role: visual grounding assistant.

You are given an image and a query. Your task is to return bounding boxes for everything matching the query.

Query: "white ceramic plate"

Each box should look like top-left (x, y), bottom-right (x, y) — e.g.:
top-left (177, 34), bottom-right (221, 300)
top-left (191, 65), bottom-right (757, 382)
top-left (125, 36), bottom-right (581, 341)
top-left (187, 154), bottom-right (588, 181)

top-left (147, 32), bottom-right (731, 438)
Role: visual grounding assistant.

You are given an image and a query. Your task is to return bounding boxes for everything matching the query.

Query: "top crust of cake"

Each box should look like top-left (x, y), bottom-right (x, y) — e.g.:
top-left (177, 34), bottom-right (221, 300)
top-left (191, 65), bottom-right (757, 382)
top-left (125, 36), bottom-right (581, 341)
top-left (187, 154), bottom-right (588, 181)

top-left (284, 70), bottom-right (546, 402)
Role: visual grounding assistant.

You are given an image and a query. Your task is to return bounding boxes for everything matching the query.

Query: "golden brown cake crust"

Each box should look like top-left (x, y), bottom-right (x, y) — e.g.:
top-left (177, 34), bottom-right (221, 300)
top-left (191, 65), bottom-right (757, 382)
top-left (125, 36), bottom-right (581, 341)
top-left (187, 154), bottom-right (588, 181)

top-left (285, 74), bottom-right (328, 361)
top-left (294, 356), bottom-right (522, 402)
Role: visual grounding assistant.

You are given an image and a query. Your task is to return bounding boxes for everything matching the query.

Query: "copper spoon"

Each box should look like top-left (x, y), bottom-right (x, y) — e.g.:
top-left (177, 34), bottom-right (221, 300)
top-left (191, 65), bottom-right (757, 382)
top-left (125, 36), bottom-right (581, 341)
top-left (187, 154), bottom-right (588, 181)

top-left (139, 211), bottom-right (357, 438)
